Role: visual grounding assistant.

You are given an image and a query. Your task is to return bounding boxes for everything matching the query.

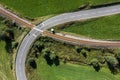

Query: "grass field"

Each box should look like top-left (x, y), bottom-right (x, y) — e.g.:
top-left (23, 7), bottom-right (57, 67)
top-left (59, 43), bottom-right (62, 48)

top-left (0, 0), bottom-right (120, 18)
top-left (63, 14), bottom-right (120, 40)
top-left (0, 41), bottom-right (15, 80)
top-left (27, 56), bottom-right (120, 80)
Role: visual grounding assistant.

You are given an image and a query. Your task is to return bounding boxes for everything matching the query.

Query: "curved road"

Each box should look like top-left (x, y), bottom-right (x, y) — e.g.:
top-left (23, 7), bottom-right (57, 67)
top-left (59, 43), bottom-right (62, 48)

top-left (0, 5), bottom-right (120, 80)
top-left (16, 5), bottom-right (120, 80)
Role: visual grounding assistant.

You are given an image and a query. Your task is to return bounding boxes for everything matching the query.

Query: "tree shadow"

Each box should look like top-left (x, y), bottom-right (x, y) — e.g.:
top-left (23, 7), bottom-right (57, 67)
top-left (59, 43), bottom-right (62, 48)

top-left (44, 53), bottom-right (53, 66)
top-left (107, 62), bottom-right (118, 74)
top-left (82, 53), bottom-right (87, 58)
top-left (93, 65), bottom-right (100, 72)
top-left (53, 56), bottom-right (60, 66)
top-left (44, 53), bottom-right (60, 66)
top-left (29, 59), bottom-right (37, 69)
top-left (2, 34), bottom-right (13, 53)
top-left (116, 58), bottom-right (120, 67)
top-left (0, 30), bottom-right (14, 53)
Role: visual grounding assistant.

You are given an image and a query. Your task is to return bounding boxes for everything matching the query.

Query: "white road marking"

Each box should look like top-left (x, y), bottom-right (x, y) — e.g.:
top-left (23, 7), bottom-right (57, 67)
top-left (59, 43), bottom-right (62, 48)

top-left (32, 34), bottom-right (37, 37)
top-left (33, 27), bottom-right (43, 32)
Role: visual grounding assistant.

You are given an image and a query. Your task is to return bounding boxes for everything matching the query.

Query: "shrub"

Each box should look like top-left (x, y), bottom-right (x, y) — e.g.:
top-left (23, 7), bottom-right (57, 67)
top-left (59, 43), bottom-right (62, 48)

top-left (81, 49), bottom-right (88, 58)
top-left (90, 58), bottom-right (100, 71)
top-left (28, 58), bottom-right (37, 69)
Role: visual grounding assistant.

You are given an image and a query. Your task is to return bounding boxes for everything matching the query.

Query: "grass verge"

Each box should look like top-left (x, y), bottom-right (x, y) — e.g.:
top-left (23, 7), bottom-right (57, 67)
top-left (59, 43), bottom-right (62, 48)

top-left (0, 16), bottom-right (30, 80)
top-left (0, 0), bottom-right (120, 18)
top-left (0, 41), bottom-right (15, 80)
top-left (28, 57), bottom-right (119, 80)
top-left (62, 14), bottom-right (120, 40)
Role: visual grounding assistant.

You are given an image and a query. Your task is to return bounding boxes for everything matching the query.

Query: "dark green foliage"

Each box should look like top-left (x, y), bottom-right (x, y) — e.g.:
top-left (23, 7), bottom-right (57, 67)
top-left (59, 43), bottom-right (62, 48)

top-left (5, 29), bottom-right (14, 40)
top-left (44, 52), bottom-right (53, 66)
top-left (97, 56), bottom-right (105, 64)
top-left (12, 41), bottom-right (18, 49)
top-left (27, 36), bottom-right (120, 79)
top-left (105, 56), bottom-right (118, 67)
top-left (50, 52), bottom-right (56, 60)
top-left (81, 49), bottom-right (88, 58)
top-left (28, 58), bottom-right (37, 69)
top-left (90, 58), bottom-right (100, 72)
top-left (105, 56), bottom-right (119, 74)
top-left (75, 46), bottom-right (82, 53)
top-left (34, 41), bottom-right (44, 52)
top-left (115, 49), bottom-right (120, 67)
top-left (4, 19), bottom-right (12, 27)
top-left (42, 48), bottom-right (50, 56)
top-left (0, 29), bottom-right (14, 53)
top-left (41, 48), bottom-right (60, 66)
top-left (0, 16), bottom-right (26, 54)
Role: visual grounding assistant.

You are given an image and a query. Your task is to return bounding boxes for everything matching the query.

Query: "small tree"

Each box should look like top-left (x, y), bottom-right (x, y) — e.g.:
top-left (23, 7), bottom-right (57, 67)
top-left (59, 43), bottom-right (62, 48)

top-left (105, 56), bottom-right (119, 74)
top-left (98, 56), bottom-right (105, 64)
top-left (90, 58), bottom-right (100, 72)
top-left (81, 49), bottom-right (88, 58)
top-left (50, 51), bottom-right (56, 60)
top-left (34, 41), bottom-right (44, 52)
top-left (75, 46), bottom-right (82, 53)
top-left (12, 41), bottom-right (18, 49)
top-left (115, 49), bottom-right (120, 61)
top-left (42, 48), bottom-right (50, 57)
top-left (105, 56), bottom-right (118, 67)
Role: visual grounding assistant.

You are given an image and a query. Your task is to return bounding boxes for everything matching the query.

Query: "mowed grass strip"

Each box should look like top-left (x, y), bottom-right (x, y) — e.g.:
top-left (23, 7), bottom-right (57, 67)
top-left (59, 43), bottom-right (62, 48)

top-left (28, 57), bottom-right (119, 80)
top-left (0, 41), bottom-right (15, 80)
top-left (63, 14), bottom-right (120, 40)
top-left (0, 0), bottom-right (120, 18)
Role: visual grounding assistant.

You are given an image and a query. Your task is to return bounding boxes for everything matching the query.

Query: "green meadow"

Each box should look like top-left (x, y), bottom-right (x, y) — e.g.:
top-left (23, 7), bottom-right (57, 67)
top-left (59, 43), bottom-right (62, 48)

top-left (0, 0), bottom-right (120, 18)
top-left (63, 14), bottom-right (120, 40)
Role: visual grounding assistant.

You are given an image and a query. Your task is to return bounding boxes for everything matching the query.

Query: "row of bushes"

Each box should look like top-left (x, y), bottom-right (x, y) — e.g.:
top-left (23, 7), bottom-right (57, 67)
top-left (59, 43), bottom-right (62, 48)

top-left (27, 37), bottom-right (120, 74)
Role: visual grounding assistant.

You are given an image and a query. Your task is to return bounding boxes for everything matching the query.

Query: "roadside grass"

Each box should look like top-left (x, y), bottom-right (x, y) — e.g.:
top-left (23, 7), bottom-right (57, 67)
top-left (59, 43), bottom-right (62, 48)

top-left (0, 16), bottom-right (29, 80)
top-left (0, 41), bottom-right (15, 80)
top-left (62, 14), bottom-right (120, 40)
top-left (28, 56), bottom-right (120, 80)
top-left (0, 0), bottom-right (120, 18)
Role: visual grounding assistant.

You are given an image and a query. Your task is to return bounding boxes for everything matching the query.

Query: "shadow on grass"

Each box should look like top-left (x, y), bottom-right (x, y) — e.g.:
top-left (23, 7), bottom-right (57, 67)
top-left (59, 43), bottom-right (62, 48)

top-left (29, 59), bottom-right (37, 69)
top-left (44, 53), bottom-right (60, 66)
top-left (0, 30), bottom-right (14, 53)
top-left (107, 62), bottom-right (118, 74)
top-left (0, 34), bottom-right (12, 53)
top-left (54, 56), bottom-right (60, 66)
top-left (93, 65), bottom-right (100, 72)
top-left (44, 53), bottom-right (53, 66)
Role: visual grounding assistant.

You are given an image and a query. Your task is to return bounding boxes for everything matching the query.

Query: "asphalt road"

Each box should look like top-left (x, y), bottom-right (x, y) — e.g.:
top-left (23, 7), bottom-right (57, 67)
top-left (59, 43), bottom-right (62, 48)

top-left (15, 5), bottom-right (120, 80)
top-left (0, 4), bottom-right (120, 80)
